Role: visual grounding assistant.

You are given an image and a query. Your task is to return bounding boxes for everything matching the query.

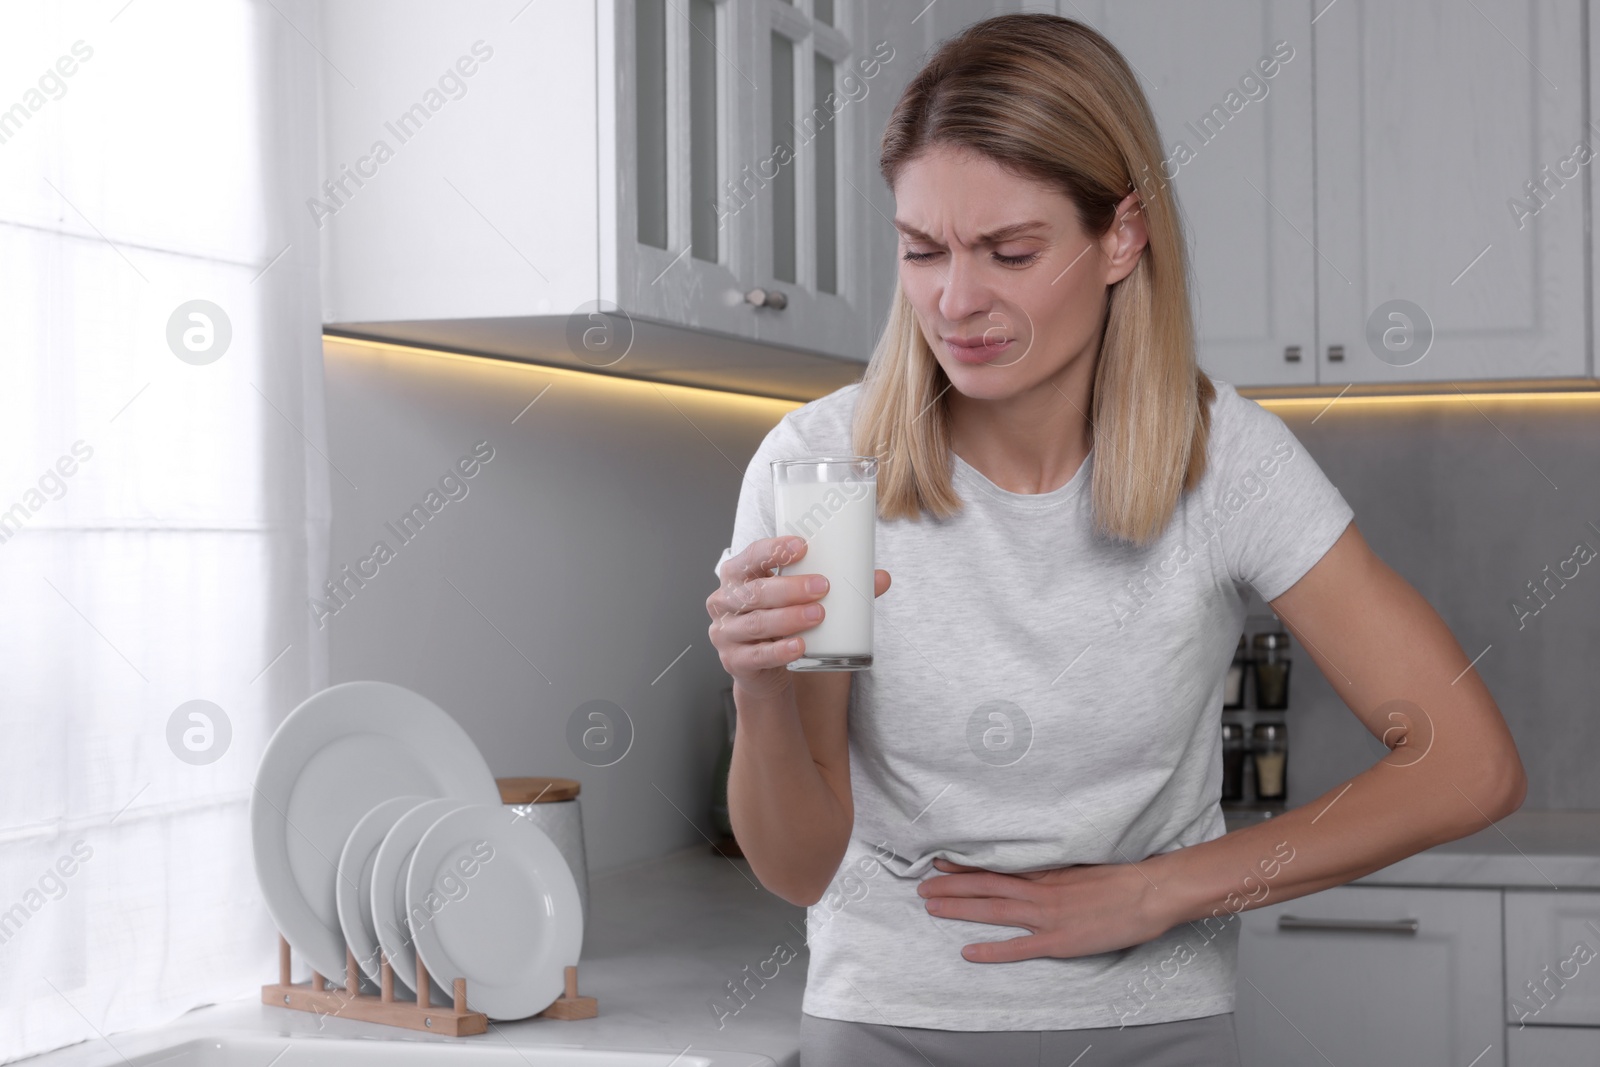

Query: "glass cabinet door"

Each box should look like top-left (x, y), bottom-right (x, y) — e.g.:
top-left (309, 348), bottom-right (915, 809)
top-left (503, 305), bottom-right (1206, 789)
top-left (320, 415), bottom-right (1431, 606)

top-left (623, 0), bottom-right (758, 339)
top-left (748, 0), bottom-right (870, 361)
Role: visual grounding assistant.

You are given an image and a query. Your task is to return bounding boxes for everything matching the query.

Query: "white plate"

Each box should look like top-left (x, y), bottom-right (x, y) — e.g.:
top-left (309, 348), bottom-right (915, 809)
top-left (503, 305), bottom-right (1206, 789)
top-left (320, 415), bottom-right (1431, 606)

top-left (250, 681), bottom-right (500, 983)
top-left (371, 797), bottom-right (467, 1004)
top-left (407, 803), bottom-right (583, 1020)
top-left (336, 795), bottom-right (430, 987)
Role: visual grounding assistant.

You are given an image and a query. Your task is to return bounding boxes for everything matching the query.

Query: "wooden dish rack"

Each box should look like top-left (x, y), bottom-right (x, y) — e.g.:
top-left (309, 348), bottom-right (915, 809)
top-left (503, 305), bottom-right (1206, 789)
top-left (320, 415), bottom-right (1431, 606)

top-left (264, 776), bottom-right (596, 1034)
top-left (262, 934), bottom-right (596, 1034)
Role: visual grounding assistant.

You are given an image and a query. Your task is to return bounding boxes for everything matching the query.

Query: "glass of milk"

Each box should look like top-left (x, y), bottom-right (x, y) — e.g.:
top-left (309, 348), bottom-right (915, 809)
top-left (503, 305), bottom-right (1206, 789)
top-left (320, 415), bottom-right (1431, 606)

top-left (771, 456), bottom-right (877, 671)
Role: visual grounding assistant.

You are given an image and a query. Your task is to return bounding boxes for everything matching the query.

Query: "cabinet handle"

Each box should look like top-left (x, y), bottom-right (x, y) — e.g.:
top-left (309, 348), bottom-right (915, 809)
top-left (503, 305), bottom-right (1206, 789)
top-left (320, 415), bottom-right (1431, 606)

top-left (1284, 345), bottom-right (1301, 363)
top-left (1327, 344), bottom-right (1344, 362)
top-left (744, 287), bottom-right (788, 310)
top-left (1277, 915), bottom-right (1419, 935)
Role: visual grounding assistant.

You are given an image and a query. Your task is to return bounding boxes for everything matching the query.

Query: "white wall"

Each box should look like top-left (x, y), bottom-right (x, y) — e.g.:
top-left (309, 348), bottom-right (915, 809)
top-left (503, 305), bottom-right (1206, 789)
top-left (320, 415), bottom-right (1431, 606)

top-left (320, 337), bottom-right (797, 874)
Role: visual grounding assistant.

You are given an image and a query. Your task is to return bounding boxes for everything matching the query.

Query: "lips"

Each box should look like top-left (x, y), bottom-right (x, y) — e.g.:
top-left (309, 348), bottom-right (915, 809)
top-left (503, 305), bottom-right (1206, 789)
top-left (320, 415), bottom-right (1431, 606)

top-left (945, 332), bottom-right (1014, 345)
top-left (944, 335), bottom-right (1014, 363)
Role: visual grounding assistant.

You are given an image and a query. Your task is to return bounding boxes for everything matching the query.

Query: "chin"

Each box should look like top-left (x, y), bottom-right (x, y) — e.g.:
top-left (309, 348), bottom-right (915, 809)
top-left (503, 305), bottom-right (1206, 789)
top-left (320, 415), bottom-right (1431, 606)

top-left (939, 360), bottom-right (1029, 400)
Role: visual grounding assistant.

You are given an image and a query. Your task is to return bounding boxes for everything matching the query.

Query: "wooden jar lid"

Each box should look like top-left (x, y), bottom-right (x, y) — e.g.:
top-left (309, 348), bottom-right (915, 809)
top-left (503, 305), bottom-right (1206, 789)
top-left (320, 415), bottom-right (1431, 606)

top-left (496, 776), bottom-right (581, 804)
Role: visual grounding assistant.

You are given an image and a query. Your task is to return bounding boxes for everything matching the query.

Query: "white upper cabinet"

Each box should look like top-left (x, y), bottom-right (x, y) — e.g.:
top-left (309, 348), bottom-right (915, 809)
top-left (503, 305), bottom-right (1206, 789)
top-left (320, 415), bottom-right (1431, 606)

top-left (317, 0), bottom-right (913, 399)
top-left (317, 1), bottom-right (600, 326)
top-left (1074, 0), bottom-right (1316, 389)
top-left (1070, 0), bottom-right (1590, 389)
top-left (1313, 0), bottom-right (1586, 386)
top-left (321, 1), bottom-right (1589, 395)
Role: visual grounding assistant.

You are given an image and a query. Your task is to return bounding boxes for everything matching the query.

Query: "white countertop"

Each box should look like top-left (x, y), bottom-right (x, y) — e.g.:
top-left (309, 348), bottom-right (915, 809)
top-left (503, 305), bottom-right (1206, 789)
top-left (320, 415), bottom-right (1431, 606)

top-left (20, 810), bottom-right (1600, 1065)
top-left (1352, 809), bottom-right (1600, 890)
top-left (18, 845), bottom-right (808, 1067)
top-left (1225, 808), bottom-right (1600, 890)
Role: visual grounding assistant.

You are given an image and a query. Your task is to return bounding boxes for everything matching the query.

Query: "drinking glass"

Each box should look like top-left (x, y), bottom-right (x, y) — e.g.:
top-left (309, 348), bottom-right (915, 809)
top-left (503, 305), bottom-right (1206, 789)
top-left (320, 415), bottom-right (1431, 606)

top-left (771, 456), bottom-right (877, 671)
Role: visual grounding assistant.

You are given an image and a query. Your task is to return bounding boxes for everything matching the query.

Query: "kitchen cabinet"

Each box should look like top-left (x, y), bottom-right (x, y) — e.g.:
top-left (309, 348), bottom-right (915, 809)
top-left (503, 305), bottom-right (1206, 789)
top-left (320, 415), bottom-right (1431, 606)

top-left (316, 3), bottom-right (595, 328)
top-left (1504, 890), bottom-right (1600, 1027)
top-left (322, 1), bottom-right (1591, 397)
top-left (1072, 0), bottom-right (1317, 389)
top-left (1507, 1025), bottom-right (1600, 1065)
top-left (620, 0), bottom-right (760, 343)
top-left (627, 0), bottom-right (885, 358)
top-left (1236, 885), bottom-right (1505, 1066)
top-left (1070, 0), bottom-right (1590, 390)
top-left (1240, 881), bottom-right (1600, 1062)
top-left (1313, 0), bottom-right (1586, 387)
top-left (743, 0), bottom-right (879, 359)
top-left (316, 0), bottom-right (951, 400)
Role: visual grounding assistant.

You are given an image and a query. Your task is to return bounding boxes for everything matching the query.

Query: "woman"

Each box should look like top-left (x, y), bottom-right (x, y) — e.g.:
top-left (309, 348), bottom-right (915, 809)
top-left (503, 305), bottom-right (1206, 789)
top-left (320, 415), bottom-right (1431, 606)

top-left (706, 14), bottom-right (1525, 1067)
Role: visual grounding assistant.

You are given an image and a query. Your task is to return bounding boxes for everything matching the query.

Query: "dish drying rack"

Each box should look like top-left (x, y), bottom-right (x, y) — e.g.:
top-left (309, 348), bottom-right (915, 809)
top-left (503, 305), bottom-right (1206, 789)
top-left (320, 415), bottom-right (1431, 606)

top-left (262, 934), bottom-right (597, 1035)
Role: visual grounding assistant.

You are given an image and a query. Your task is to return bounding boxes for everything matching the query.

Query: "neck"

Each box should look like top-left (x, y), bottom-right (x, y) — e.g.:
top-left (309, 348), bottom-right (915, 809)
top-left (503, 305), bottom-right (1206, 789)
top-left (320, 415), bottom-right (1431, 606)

top-left (946, 349), bottom-right (1097, 495)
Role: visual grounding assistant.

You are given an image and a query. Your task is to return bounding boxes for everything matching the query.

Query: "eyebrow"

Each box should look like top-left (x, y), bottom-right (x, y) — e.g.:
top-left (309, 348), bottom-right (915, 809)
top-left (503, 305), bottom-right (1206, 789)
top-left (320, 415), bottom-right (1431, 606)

top-left (891, 218), bottom-right (1050, 244)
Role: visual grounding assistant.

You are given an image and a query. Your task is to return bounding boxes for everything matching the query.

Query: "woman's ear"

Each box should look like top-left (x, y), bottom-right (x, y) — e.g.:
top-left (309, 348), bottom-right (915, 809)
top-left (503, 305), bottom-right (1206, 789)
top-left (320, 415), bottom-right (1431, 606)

top-left (1100, 190), bottom-right (1148, 285)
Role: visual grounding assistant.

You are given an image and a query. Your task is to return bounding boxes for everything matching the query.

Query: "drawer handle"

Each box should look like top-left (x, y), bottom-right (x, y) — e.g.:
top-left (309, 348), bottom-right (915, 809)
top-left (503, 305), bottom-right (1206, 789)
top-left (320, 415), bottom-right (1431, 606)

top-left (1277, 915), bottom-right (1419, 935)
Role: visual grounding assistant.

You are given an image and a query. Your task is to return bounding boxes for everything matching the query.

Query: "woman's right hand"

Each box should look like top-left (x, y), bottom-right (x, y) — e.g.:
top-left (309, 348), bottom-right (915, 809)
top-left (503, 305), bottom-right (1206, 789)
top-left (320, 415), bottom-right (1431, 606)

top-left (707, 535), bottom-right (891, 696)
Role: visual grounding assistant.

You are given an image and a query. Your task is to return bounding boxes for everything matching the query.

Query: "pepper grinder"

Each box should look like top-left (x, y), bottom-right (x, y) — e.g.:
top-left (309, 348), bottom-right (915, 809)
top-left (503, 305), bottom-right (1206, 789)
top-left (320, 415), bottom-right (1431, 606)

top-left (1251, 630), bottom-right (1292, 710)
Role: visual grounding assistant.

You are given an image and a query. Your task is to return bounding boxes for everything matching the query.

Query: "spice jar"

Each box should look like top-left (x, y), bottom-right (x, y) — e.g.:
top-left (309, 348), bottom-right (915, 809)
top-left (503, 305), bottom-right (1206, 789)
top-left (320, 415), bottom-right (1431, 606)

top-left (498, 776), bottom-right (589, 929)
top-left (1223, 635), bottom-right (1248, 710)
top-left (1251, 723), bottom-right (1288, 802)
top-left (1221, 722), bottom-right (1245, 801)
top-left (1251, 630), bottom-right (1292, 710)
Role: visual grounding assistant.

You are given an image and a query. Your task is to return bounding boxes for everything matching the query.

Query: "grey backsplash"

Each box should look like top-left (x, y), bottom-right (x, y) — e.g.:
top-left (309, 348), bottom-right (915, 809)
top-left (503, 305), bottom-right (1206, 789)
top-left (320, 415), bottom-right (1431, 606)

top-left (1265, 396), bottom-right (1599, 811)
top-left (324, 343), bottom-right (1598, 877)
top-left (320, 338), bottom-right (795, 875)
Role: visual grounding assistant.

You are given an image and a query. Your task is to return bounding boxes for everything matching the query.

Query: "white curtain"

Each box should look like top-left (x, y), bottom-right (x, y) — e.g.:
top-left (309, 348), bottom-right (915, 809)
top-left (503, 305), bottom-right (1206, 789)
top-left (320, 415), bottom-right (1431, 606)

top-left (0, 2), bottom-right (329, 1060)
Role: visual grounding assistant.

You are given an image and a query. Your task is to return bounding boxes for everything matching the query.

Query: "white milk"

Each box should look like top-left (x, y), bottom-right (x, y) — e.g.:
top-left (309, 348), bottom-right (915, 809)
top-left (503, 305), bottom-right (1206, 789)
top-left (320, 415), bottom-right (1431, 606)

top-left (774, 478), bottom-right (876, 658)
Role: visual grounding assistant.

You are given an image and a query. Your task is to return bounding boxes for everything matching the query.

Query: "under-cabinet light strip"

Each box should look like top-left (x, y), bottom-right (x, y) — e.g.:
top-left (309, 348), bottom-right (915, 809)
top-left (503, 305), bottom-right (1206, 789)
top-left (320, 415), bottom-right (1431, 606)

top-left (325, 335), bottom-right (1599, 412)
top-left (322, 333), bottom-right (804, 411)
top-left (1250, 389), bottom-right (1600, 410)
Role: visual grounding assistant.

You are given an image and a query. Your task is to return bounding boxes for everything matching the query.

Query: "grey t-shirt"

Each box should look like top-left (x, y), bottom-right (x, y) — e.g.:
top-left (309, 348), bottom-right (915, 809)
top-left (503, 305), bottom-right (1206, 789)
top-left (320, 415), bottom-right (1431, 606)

top-left (712, 379), bottom-right (1353, 1030)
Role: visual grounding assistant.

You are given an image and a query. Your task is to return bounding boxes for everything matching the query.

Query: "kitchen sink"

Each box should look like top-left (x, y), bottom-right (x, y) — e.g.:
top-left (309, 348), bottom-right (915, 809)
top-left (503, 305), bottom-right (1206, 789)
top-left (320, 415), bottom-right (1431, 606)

top-left (23, 1033), bottom-right (776, 1067)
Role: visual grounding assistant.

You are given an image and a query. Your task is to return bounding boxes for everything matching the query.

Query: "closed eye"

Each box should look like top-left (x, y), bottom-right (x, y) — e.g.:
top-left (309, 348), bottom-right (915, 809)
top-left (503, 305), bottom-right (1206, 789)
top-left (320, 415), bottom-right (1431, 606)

top-left (901, 250), bottom-right (1040, 267)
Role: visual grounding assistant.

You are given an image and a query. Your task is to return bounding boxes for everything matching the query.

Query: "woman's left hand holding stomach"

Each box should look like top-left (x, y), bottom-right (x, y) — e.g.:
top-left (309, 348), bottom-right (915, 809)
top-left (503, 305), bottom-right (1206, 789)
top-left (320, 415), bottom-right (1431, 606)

top-left (917, 855), bottom-right (1173, 962)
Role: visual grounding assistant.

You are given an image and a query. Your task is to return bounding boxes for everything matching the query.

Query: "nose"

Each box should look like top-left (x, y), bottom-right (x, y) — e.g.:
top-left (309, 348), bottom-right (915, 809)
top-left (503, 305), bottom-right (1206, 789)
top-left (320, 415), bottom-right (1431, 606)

top-left (937, 249), bottom-right (992, 326)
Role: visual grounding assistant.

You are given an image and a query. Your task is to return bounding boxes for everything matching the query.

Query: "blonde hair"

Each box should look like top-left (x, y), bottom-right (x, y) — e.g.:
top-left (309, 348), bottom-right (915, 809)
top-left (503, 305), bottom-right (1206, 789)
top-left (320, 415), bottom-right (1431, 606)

top-left (852, 13), bottom-right (1214, 546)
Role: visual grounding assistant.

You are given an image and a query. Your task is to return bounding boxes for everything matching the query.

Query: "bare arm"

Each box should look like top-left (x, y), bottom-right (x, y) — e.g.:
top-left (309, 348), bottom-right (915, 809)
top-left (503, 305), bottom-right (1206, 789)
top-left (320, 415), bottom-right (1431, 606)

top-left (707, 536), bottom-right (891, 905)
top-left (1142, 521), bottom-right (1527, 925)
top-left (727, 671), bottom-right (854, 906)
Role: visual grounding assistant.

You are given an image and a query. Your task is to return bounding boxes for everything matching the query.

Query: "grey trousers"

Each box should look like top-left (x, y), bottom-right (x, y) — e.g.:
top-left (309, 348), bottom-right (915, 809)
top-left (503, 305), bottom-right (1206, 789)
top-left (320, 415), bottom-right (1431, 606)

top-left (799, 1010), bottom-right (1242, 1067)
